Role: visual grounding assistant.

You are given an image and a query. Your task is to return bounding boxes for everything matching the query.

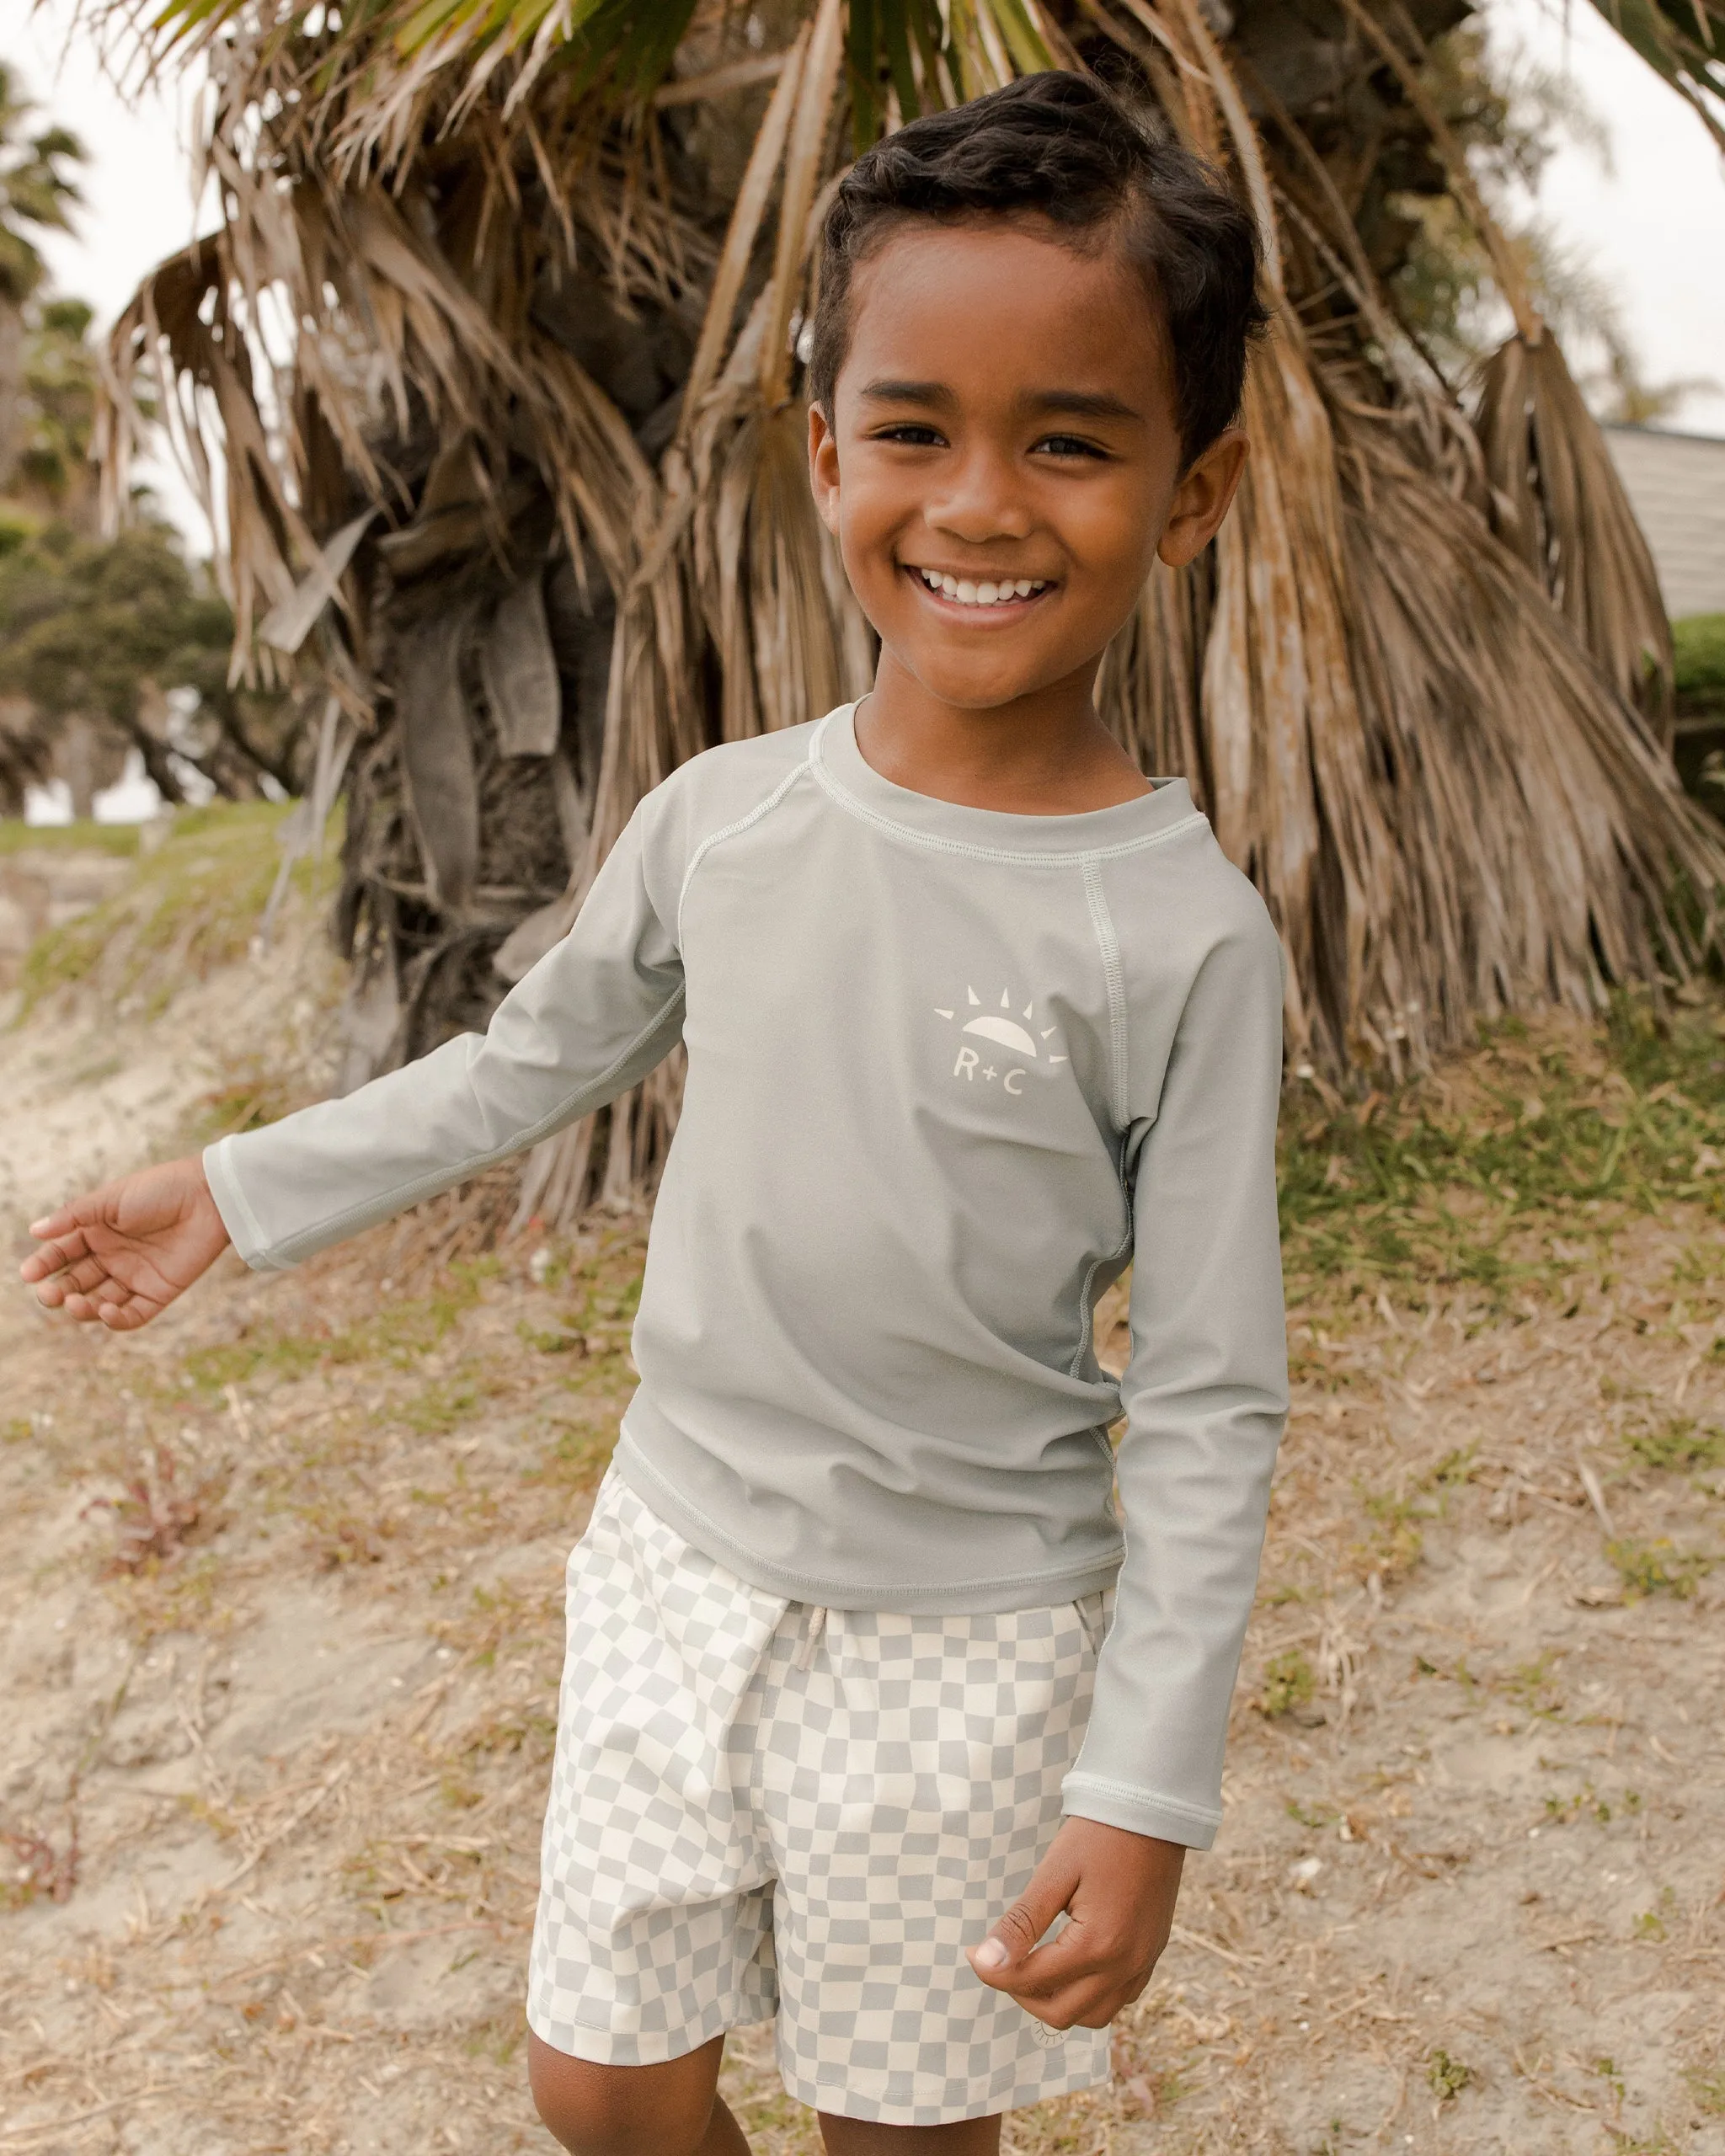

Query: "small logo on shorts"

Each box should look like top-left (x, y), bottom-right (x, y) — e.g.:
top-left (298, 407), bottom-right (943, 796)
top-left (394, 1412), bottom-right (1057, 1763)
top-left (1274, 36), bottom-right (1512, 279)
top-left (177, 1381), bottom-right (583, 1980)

top-left (933, 986), bottom-right (1066, 1097)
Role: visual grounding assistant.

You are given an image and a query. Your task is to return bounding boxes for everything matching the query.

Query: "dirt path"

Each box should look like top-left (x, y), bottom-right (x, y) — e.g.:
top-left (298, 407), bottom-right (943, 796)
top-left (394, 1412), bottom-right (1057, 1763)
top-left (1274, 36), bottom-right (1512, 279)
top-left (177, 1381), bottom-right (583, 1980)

top-left (2, 883), bottom-right (1722, 2156)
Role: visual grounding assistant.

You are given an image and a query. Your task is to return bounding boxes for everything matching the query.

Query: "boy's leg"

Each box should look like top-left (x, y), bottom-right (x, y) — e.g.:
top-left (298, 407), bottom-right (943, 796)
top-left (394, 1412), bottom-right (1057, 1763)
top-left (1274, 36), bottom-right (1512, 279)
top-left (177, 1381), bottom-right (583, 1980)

top-left (816, 2111), bottom-right (1001, 2154)
top-left (528, 2030), bottom-right (750, 2156)
top-left (529, 2032), bottom-right (1001, 2156)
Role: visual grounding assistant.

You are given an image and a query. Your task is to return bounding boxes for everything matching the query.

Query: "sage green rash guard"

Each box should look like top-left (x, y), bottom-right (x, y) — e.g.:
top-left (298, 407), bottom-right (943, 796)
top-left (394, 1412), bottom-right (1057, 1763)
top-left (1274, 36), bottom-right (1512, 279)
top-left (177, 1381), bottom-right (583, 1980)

top-left (206, 704), bottom-right (1289, 1849)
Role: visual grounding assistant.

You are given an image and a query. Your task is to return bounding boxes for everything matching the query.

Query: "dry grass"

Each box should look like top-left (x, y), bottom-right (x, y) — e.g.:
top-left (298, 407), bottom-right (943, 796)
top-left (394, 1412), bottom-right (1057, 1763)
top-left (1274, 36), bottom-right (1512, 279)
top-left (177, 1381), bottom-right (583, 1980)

top-left (3, 985), bottom-right (1725, 2153)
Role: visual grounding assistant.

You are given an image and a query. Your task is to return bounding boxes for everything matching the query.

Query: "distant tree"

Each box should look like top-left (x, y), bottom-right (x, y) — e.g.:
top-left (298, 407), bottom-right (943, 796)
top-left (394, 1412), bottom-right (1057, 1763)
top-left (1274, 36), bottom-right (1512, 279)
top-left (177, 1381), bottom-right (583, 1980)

top-left (13, 296), bottom-right (100, 517)
top-left (0, 65), bottom-right (84, 488)
top-left (1388, 32), bottom-right (1717, 426)
top-left (0, 519), bottom-right (297, 814)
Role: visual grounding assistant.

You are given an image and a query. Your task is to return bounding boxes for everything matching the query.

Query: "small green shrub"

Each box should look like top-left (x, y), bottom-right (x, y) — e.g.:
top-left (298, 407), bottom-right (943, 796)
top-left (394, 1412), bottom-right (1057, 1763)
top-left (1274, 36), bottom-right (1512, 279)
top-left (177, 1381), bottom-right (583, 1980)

top-left (1259, 1648), bottom-right (1316, 1717)
top-left (1428, 2049), bottom-right (1474, 2100)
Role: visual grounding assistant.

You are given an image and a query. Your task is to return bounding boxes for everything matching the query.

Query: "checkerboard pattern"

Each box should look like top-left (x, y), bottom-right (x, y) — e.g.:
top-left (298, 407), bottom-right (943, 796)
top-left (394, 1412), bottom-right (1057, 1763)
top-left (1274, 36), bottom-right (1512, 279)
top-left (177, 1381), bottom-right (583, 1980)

top-left (526, 1467), bottom-right (1114, 2126)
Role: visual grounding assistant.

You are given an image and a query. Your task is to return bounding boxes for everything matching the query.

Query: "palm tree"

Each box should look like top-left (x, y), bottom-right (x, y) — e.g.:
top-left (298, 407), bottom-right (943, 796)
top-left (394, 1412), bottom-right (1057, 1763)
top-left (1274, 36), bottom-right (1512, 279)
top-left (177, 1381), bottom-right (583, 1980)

top-left (0, 65), bottom-right (84, 498)
top-left (92, 0), bottom-right (1725, 1221)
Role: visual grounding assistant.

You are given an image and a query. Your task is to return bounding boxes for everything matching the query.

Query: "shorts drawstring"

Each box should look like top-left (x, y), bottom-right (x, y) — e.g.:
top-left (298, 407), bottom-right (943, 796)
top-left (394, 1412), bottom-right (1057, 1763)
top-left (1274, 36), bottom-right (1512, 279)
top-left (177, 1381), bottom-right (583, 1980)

top-left (796, 1604), bottom-right (829, 1671)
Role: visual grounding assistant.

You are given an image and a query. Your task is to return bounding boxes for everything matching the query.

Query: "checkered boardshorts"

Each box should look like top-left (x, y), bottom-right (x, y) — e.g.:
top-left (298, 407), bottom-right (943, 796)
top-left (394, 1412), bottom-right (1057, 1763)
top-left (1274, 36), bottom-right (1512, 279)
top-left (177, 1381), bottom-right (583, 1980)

top-left (526, 1465), bottom-right (1114, 2126)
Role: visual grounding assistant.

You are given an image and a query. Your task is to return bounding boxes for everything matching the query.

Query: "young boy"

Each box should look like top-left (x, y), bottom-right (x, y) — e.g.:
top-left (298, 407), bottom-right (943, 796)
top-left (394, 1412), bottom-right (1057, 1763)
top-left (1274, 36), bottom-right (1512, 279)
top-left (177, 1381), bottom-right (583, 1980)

top-left (23, 72), bottom-right (1285, 2156)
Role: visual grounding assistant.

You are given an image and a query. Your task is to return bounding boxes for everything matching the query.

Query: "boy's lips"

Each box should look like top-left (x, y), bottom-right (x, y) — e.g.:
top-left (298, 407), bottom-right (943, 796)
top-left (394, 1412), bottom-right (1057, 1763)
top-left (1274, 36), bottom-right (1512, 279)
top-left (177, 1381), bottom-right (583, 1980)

top-left (900, 563), bottom-right (1055, 614)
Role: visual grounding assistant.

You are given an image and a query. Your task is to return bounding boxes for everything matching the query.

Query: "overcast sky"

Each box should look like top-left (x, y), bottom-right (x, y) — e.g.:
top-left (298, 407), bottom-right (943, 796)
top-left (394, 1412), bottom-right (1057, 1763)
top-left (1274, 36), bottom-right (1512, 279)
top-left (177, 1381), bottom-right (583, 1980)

top-left (8, 0), bottom-right (1725, 542)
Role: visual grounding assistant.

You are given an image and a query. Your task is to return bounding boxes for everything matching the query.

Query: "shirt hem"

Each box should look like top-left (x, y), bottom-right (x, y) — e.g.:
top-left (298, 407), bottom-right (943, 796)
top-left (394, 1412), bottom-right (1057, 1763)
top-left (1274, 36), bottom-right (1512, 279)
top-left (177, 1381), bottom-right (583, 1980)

top-left (204, 1137), bottom-right (290, 1273)
top-left (1060, 1773), bottom-right (1221, 1851)
top-left (613, 1429), bottom-right (1126, 1616)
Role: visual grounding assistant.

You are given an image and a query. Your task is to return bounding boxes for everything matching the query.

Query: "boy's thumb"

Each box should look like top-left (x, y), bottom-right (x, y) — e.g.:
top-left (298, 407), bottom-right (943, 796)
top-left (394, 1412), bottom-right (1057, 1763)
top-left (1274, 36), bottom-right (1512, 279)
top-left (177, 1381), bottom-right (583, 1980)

top-left (969, 1873), bottom-right (1069, 1980)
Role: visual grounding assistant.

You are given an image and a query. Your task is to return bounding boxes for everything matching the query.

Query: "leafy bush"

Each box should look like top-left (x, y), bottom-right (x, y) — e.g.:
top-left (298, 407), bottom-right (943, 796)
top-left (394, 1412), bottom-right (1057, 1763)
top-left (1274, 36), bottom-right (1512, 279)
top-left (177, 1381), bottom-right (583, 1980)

top-left (1674, 613), bottom-right (1725, 718)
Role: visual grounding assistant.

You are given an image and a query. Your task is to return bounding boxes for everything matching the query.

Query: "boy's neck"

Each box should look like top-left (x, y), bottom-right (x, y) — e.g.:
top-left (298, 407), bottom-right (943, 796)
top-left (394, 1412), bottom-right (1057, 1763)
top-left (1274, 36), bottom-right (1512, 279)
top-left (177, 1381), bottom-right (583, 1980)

top-left (854, 654), bottom-right (1153, 817)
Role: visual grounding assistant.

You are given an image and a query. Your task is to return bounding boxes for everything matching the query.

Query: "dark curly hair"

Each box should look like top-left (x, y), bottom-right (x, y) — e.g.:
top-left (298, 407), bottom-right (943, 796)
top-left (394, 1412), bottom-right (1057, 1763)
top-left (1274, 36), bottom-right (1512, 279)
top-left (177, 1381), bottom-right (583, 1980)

top-left (809, 72), bottom-right (1268, 467)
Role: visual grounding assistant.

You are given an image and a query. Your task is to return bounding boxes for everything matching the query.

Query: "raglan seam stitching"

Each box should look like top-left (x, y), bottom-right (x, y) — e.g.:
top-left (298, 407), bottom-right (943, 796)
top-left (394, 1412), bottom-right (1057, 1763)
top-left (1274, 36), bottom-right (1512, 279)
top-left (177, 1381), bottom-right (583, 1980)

top-left (1082, 860), bottom-right (1130, 1125)
top-left (676, 755), bottom-right (815, 946)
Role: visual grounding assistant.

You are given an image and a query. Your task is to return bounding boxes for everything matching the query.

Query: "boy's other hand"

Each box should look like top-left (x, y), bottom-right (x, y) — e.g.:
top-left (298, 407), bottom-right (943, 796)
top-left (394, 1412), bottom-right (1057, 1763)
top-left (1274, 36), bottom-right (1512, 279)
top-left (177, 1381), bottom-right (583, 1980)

top-left (21, 1157), bottom-right (231, 1331)
top-left (966, 1817), bottom-right (1185, 2029)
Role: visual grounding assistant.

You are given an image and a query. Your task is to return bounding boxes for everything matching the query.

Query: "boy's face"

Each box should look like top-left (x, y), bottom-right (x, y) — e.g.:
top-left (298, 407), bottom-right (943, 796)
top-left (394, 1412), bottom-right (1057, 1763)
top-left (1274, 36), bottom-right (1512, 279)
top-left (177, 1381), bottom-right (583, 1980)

top-left (809, 216), bottom-right (1245, 717)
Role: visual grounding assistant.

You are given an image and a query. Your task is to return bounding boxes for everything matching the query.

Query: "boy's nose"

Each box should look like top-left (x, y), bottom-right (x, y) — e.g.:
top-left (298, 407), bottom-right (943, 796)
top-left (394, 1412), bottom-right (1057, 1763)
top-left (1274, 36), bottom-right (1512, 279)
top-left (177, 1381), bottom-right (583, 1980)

top-left (927, 454), bottom-right (1034, 543)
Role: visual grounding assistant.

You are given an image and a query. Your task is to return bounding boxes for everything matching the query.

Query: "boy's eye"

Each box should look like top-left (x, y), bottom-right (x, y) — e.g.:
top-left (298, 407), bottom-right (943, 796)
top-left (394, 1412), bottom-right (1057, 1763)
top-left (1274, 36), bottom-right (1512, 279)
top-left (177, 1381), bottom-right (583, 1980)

top-left (873, 423), bottom-right (947, 448)
top-left (1033, 434), bottom-right (1111, 461)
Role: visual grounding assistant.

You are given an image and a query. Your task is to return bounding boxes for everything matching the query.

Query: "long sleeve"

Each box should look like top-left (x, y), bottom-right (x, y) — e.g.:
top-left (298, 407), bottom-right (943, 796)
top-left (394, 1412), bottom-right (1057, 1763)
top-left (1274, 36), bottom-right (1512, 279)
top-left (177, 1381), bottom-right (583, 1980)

top-left (205, 801), bottom-right (686, 1271)
top-left (1060, 913), bottom-right (1289, 1849)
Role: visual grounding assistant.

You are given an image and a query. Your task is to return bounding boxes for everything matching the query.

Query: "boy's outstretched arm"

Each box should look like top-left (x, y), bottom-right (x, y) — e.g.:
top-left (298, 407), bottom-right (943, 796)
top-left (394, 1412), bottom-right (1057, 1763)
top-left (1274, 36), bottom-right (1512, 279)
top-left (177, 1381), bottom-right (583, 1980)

top-left (23, 1157), bottom-right (231, 1330)
top-left (20, 786), bottom-right (690, 1323)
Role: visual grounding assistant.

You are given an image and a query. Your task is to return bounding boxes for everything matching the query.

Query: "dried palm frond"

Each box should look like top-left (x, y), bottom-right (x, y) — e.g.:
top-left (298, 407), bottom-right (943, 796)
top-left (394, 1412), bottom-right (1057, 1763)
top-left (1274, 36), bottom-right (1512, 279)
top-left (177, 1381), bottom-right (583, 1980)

top-left (1473, 333), bottom-right (1675, 744)
top-left (1329, 0), bottom-right (1674, 740)
top-left (1336, 406), bottom-right (1714, 1017)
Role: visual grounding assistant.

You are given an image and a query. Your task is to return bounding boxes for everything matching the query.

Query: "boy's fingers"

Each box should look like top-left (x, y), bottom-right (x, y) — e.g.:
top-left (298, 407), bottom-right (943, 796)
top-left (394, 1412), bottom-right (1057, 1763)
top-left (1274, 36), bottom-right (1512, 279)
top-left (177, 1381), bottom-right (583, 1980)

top-left (29, 1254), bottom-right (111, 1306)
top-left (98, 1298), bottom-right (156, 1331)
top-left (20, 1230), bottom-right (92, 1281)
top-left (59, 1253), bottom-right (117, 1296)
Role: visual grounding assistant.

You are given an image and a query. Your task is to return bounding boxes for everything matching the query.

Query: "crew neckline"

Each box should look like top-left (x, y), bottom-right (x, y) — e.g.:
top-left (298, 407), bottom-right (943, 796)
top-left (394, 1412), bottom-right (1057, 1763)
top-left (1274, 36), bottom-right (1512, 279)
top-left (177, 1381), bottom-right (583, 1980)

top-left (814, 702), bottom-right (1200, 859)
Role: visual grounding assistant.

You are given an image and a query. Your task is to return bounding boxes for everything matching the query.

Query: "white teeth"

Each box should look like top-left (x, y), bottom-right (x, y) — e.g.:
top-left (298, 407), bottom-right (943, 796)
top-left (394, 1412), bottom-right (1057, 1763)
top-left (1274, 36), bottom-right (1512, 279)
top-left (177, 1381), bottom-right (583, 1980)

top-left (914, 570), bottom-right (1049, 605)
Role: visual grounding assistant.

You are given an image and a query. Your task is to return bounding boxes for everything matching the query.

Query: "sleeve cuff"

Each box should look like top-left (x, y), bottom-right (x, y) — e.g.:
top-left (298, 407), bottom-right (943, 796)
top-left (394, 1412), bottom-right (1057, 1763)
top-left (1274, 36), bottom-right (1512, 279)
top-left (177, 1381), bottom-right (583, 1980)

top-left (1060, 1771), bottom-right (1222, 1851)
top-left (202, 1135), bottom-right (294, 1273)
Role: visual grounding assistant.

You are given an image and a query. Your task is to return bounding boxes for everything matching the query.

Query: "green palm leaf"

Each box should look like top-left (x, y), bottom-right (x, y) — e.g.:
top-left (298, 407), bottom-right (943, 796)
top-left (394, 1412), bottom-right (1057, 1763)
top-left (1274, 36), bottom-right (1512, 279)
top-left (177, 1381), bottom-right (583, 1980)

top-left (1584, 0), bottom-right (1725, 149)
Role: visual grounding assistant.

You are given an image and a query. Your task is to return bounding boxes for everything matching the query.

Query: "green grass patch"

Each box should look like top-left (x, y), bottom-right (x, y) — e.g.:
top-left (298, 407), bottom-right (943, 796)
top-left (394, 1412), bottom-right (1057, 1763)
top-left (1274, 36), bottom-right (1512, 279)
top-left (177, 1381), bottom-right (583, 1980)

top-left (403, 1375), bottom-right (483, 1436)
top-left (179, 1258), bottom-right (499, 1397)
top-left (0, 817), bottom-right (142, 858)
top-left (17, 800), bottom-right (338, 1017)
top-left (1625, 1416), bottom-right (1725, 1474)
top-left (1688, 2064), bottom-right (1725, 2117)
top-left (1279, 994), bottom-right (1725, 1303)
top-left (1607, 1538), bottom-right (1714, 1602)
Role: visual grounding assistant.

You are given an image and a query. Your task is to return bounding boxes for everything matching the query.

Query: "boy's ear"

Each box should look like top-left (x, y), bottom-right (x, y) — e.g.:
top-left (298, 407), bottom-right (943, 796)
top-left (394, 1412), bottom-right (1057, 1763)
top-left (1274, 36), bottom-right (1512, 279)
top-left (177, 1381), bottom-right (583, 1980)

top-left (1157, 428), bottom-right (1250, 570)
top-left (808, 401), bottom-right (841, 537)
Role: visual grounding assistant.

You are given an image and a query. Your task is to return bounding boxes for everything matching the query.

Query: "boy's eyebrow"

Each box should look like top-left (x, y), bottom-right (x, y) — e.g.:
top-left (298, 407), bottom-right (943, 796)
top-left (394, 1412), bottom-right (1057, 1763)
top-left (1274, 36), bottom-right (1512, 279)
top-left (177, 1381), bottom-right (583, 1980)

top-left (856, 380), bottom-right (1143, 424)
top-left (858, 378), bottom-right (954, 406)
top-left (1024, 388), bottom-right (1144, 424)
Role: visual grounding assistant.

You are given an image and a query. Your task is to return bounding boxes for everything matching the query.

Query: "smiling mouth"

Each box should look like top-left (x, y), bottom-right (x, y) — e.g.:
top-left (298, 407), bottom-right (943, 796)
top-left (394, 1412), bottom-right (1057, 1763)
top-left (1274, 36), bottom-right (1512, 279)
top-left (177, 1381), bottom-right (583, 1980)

top-left (905, 566), bottom-right (1052, 610)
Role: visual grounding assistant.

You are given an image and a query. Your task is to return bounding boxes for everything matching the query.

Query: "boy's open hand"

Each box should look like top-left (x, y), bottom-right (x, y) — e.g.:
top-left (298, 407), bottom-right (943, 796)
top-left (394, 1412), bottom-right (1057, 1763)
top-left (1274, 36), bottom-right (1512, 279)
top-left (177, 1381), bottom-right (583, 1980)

top-left (967, 1817), bottom-right (1185, 2029)
top-left (21, 1157), bottom-right (230, 1331)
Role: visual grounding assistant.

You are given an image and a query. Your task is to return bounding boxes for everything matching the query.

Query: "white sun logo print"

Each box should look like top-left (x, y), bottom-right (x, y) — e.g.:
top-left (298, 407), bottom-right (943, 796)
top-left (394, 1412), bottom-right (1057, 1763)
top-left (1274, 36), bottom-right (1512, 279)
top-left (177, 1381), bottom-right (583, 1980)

top-left (933, 987), bottom-right (1067, 1097)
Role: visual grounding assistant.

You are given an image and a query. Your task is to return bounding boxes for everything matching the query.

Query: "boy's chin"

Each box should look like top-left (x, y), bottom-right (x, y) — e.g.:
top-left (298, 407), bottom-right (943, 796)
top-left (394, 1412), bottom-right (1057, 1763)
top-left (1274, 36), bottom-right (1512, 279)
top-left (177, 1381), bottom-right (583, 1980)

top-left (889, 642), bottom-right (1080, 715)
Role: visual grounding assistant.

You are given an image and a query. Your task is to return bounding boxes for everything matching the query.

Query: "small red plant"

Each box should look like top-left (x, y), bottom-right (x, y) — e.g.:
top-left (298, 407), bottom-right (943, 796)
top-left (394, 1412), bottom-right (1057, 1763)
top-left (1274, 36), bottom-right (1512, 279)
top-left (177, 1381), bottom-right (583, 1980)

top-left (84, 1443), bottom-right (205, 1573)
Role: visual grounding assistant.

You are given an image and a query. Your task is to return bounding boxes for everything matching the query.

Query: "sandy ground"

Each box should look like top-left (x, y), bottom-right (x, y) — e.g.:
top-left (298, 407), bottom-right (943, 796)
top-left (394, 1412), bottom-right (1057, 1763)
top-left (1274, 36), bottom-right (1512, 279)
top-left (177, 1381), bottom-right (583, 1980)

top-left (2, 867), bottom-right (1722, 2156)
